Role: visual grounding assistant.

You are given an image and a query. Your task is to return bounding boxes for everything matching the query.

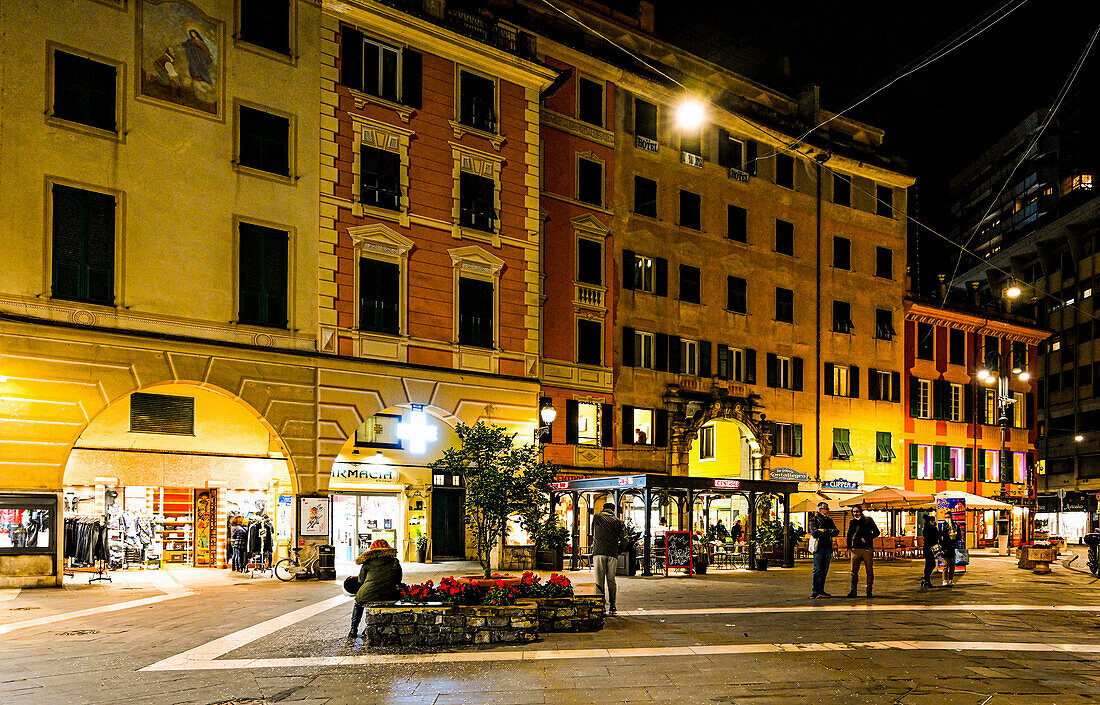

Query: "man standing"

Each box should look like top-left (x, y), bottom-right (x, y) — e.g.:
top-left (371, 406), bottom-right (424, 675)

top-left (808, 502), bottom-right (839, 598)
top-left (847, 503), bottom-right (881, 598)
top-left (731, 518), bottom-right (743, 544)
top-left (591, 502), bottom-right (625, 615)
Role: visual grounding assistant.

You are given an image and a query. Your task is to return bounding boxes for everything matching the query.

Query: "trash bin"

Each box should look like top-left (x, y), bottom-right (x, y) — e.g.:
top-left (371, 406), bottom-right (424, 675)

top-left (316, 544), bottom-right (336, 581)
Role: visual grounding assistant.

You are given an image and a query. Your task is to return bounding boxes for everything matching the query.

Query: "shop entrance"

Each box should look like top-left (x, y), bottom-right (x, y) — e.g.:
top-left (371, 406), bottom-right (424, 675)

top-left (432, 489), bottom-right (465, 560)
top-left (332, 493), bottom-right (402, 571)
top-left (61, 384), bottom-right (294, 577)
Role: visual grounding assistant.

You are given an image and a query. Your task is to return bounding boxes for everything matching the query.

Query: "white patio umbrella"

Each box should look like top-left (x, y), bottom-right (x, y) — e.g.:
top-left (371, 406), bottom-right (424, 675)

top-left (840, 486), bottom-right (934, 510)
top-left (933, 490), bottom-right (1013, 510)
top-left (790, 494), bottom-right (843, 513)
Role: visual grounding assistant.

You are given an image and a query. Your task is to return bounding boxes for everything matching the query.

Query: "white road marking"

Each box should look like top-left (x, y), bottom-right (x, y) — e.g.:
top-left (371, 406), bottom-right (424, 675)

top-left (0, 570), bottom-right (194, 635)
top-left (140, 597), bottom-right (1100, 672)
top-left (0, 589), bottom-right (21, 602)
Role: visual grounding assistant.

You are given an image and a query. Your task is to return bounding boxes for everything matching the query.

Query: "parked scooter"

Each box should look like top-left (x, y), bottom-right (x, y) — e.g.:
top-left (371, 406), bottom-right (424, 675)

top-left (1083, 533), bottom-right (1100, 576)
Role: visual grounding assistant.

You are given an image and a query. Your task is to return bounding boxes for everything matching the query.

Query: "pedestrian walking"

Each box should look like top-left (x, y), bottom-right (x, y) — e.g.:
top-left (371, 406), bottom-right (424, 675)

top-left (349, 539), bottom-right (402, 638)
top-left (941, 516), bottom-right (961, 586)
top-left (920, 514), bottom-right (941, 588)
top-left (846, 503), bottom-right (880, 598)
top-left (808, 502), bottom-right (839, 598)
top-left (591, 502), bottom-right (625, 615)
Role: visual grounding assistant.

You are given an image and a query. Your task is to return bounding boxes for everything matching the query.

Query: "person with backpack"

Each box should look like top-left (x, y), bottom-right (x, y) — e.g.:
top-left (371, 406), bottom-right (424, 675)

top-left (941, 516), bottom-right (962, 586)
top-left (349, 539), bottom-right (402, 638)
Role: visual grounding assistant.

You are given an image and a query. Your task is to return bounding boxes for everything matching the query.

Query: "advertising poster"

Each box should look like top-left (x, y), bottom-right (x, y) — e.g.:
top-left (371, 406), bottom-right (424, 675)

top-left (300, 497), bottom-right (330, 537)
top-left (277, 495), bottom-right (292, 540)
top-left (936, 497), bottom-right (967, 574)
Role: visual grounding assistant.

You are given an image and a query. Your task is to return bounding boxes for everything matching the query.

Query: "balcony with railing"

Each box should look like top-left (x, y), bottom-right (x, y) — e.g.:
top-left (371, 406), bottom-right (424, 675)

top-left (374, 0), bottom-right (537, 60)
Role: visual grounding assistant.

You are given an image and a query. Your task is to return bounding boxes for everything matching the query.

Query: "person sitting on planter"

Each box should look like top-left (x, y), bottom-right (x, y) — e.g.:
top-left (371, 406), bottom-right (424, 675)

top-left (348, 539), bottom-right (402, 639)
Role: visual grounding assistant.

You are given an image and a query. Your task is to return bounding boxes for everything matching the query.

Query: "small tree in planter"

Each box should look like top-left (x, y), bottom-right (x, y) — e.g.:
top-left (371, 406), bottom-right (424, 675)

top-left (534, 519), bottom-right (569, 570)
top-left (429, 421), bottom-right (557, 578)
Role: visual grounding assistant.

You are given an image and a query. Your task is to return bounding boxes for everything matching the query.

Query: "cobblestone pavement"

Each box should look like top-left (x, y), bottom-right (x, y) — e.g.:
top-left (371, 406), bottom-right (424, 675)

top-left (5, 556), bottom-right (1100, 704)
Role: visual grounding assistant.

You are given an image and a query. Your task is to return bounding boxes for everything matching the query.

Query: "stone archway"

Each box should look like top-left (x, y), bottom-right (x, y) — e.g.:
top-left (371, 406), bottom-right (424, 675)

top-left (664, 384), bottom-right (772, 477)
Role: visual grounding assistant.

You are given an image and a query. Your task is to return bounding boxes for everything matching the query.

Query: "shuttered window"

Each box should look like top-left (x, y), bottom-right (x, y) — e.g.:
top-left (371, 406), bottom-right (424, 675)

top-left (340, 28), bottom-right (421, 108)
top-left (51, 184), bottom-right (115, 306)
top-left (458, 277), bottom-right (493, 348)
top-left (239, 0), bottom-right (291, 55)
top-left (359, 257), bottom-right (399, 334)
top-left (239, 106), bottom-right (290, 176)
top-left (360, 146), bottom-right (401, 210)
top-left (130, 392), bottom-right (195, 435)
top-left (53, 50), bottom-right (116, 132)
top-left (238, 223), bottom-right (288, 328)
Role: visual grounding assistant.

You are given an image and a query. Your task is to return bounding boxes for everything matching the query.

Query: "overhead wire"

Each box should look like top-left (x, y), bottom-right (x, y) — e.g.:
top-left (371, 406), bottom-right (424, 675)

top-left (537, 0), bottom-right (1100, 326)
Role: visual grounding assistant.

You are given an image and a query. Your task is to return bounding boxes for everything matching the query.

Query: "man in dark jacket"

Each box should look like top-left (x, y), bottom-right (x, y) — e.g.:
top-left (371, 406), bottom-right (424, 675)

top-left (846, 503), bottom-right (881, 597)
top-left (921, 514), bottom-right (941, 588)
top-left (809, 502), bottom-right (839, 598)
top-left (349, 539), bottom-right (402, 638)
top-left (591, 502), bottom-right (624, 615)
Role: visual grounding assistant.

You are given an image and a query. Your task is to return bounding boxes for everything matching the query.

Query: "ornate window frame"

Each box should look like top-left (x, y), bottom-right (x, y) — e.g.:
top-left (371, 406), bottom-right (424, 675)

top-left (449, 245), bottom-right (504, 349)
top-left (351, 114), bottom-right (413, 226)
top-left (347, 223), bottom-right (414, 338)
top-left (451, 144), bottom-right (505, 247)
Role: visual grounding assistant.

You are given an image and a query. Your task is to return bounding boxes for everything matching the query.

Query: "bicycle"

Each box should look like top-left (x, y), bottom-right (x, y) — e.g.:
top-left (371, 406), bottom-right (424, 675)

top-left (274, 544), bottom-right (321, 582)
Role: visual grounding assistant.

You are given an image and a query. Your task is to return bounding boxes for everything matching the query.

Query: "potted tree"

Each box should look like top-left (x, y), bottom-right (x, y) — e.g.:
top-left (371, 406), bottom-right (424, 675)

top-left (429, 421), bottom-right (557, 579)
top-left (416, 534), bottom-right (429, 563)
top-left (756, 519), bottom-right (785, 570)
top-left (535, 519), bottom-right (568, 571)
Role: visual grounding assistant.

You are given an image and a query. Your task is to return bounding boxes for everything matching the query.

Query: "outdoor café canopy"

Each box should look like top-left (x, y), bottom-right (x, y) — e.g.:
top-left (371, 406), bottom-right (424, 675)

top-left (790, 493), bottom-right (844, 513)
top-left (933, 491), bottom-right (1014, 510)
top-left (840, 487), bottom-right (934, 510)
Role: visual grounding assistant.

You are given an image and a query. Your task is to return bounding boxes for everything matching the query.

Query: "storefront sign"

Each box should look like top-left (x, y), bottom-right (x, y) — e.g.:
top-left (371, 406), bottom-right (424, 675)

top-left (823, 478), bottom-right (859, 491)
top-left (769, 467), bottom-right (809, 482)
top-left (330, 463), bottom-right (399, 482)
top-left (394, 405), bottom-right (439, 454)
top-left (549, 481), bottom-right (570, 490)
top-left (714, 479), bottom-right (740, 489)
top-left (728, 167), bottom-right (750, 183)
top-left (618, 477), bottom-right (634, 486)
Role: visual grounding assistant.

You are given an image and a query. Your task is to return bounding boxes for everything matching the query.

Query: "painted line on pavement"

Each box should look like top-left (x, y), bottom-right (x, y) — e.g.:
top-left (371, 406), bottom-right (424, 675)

top-left (619, 603), bottom-right (1100, 616)
top-left (140, 596), bottom-right (1100, 673)
top-left (0, 570), bottom-right (194, 635)
top-left (142, 640), bottom-right (1100, 671)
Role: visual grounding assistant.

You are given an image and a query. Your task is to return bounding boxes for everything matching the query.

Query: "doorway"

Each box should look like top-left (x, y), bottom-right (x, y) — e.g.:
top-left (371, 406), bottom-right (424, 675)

top-left (332, 493), bottom-right (401, 572)
top-left (431, 489), bottom-right (465, 560)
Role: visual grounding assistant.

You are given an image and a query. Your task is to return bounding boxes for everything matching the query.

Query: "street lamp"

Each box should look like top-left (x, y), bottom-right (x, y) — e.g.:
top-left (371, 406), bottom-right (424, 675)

top-left (534, 403), bottom-right (556, 444)
top-left (980, 348), bottom-right (1031, 540)
top-left (1005, 284), bottom-right (1022, 299)
top-left (675, 98), bottom-right (706, 130)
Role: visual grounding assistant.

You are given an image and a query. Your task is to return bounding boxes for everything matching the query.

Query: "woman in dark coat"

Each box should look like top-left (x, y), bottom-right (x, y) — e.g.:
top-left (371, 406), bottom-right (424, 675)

top-left (349, 539), bottom-right (402, 638)
top-left (921, 514), bottom-right (941, 588)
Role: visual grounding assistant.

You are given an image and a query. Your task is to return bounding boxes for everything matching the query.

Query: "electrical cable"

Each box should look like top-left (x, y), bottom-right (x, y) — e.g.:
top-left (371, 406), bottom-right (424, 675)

top-left (538, 0), bottom-right (1100, 326)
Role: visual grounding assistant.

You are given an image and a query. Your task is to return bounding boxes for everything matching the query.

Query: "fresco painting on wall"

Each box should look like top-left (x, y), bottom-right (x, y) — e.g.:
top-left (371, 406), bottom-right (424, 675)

top-left (138, 0), bottom-right (222, 117)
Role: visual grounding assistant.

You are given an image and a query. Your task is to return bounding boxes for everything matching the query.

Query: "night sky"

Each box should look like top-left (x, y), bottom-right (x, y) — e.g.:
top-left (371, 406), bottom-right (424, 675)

top-left (655, 0), bottom-right (1100, 283)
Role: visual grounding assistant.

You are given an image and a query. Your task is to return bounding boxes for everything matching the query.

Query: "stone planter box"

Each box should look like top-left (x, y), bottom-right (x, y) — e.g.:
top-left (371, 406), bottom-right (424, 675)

top-left (534, 596), bottom-right (604, 633)
top-left (535, 548), bottom-right (564, 571)
top-left (500, 545), bottom-right (535, 571)
top-left (363, 601), bottom-right (538, 647)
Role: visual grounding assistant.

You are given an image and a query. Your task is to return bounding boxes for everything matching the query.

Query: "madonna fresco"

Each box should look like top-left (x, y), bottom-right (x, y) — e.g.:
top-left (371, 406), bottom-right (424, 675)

top-left (138, 0), bottom-right (222, 117)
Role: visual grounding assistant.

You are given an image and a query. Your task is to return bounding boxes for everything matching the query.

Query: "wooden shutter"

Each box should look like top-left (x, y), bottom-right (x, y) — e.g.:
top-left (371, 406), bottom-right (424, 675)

top-left (792, 424), bottom-right (803, 457)
top-left (340, 28), bottom-right (364, 89)
top-left (655, 257), bottom-right (668, 296)
top-left (850, 366), bottom-right (860, 398)
top-left (1026, 392), bottom-right (1035, 429)
top-left (654, 333), bottom-right (668, 372)
top-left (699, 341), bottom-right (712, 377)
top-left (622, 91), bottom-right (634, 133)
top-left (621, 406), bottom-right (634, 445)
top-left (909, 442), bottom-right (918, 479)
top-left (622, 327), bottom-right (635, 367)
top-left (668, 335), bottom-right (682, 373)
top-left (891, 371), bottom-right (901, 403)
top-left (622, 250), bottom-right (635, 290)
top-left (601, 404), bottom-right (613, 447)
top-left (977, 450), bottom-right (986, 481)
top-left (655, 409), bottom-right (669, 447)
top-left (717, 128), bottom-right (730, 165)
top-left (565, 400), bottom-right (579, 445)
top-left (976, 386), bottom-right (987, 425)
top-left (745, 349), bottom-right (757, 384)
top-left (717, 344), bottom-right (729, 380)
top-left (823, 363), bottom-right (834, 396)
top-left (868, 368), bottom-right (880, 401)
top-left (766, 353), bottom-right (777, 388)
top-left (964, 447), bottom-right (973, 481)
top-left (401, 49), bottom-right (422, 109)
top-left (792, 357), bottom-right (804, 391)
top-left (745, 140), bottom-right (758, 175)
top-left (909, 377), bottom-right (921, 417)
top-left (240, 223), bottom-right (289, 328)
top-left (964, 384), bottom-right (974, 422)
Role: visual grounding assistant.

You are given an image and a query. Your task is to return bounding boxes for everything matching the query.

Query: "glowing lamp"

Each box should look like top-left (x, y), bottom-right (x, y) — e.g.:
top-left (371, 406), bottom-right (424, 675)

top-left (675, 99), bottom-right (706, 130)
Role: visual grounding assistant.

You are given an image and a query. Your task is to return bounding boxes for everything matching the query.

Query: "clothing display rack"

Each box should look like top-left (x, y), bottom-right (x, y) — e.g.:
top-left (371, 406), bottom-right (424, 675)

top-left (63, 515), bottom-right (112, 583)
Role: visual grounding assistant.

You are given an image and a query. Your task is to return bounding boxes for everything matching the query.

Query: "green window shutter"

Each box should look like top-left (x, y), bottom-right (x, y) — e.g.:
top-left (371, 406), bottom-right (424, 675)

top-left (52, 184), bottom-right (115, 306)
top-left (909, 377), bottom-right (921, 417)
top-left (239, 223), bottom-right (288, 328)
top-left (964, 447), bottom-right (973, 481)
top-left (792, 424), bottom-right (803, 457)
top-left (977, 450), bottom-right (986, 481)
top-left (909, 442), bottom-right (919, 479)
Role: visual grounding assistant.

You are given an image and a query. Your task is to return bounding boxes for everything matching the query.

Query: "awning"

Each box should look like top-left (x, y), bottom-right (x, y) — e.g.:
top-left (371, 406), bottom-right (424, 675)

top-left (790, 492), bottom-right (843, 513)
top-left (934, 491), bottom-right (1013, 510)
top-left (840, 487), bottom-right (934, 510)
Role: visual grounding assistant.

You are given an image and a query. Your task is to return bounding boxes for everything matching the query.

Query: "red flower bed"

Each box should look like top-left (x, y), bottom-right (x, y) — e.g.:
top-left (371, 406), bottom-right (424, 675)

top-left (397, 572), bottom-right (573, 605)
